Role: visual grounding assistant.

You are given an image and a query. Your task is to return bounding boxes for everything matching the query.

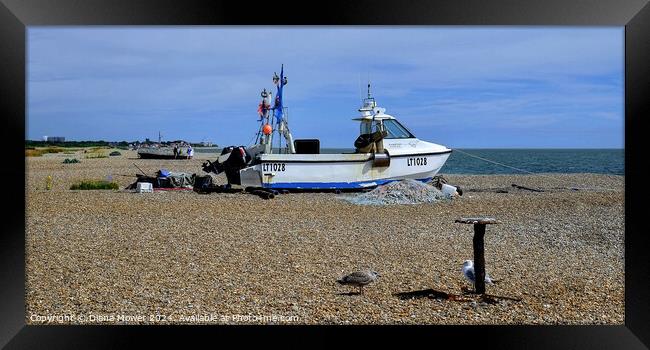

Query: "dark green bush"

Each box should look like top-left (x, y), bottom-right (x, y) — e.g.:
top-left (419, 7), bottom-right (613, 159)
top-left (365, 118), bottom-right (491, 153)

top-left (109, 151), bottom-right (122, 156)
top-left (70, 180), bottom-right (119, 190)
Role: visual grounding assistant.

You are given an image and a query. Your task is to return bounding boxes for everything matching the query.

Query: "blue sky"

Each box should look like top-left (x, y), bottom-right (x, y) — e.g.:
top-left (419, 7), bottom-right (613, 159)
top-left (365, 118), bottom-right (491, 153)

top-left (27, 27), bottom-right (624, 148)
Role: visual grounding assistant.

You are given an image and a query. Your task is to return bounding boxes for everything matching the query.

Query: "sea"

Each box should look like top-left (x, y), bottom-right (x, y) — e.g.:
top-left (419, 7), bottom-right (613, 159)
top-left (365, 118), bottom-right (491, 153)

top-left (194, 148), bottom-right (624, 176)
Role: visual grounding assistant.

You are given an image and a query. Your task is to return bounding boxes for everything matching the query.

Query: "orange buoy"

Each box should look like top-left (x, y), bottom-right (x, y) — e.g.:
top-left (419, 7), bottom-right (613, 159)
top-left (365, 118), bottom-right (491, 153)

top-left (263, 124), bottom-right (272, 135)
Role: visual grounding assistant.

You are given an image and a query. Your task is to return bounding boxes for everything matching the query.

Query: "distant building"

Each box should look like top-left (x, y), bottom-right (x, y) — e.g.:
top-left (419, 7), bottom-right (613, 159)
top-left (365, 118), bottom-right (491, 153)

top-left (200, 141), bottom-right (214, 147)
top-left (45, 136), bottom-right (65, 143)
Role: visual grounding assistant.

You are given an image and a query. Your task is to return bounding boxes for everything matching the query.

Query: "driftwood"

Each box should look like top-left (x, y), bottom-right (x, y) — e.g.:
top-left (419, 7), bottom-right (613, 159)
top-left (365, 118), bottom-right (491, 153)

top-left (466, 188), bottom-right (509, 193)
top-left (511, 183), bottom-right (544, 192)
top-left (469, 186), bottom-right (580, 193)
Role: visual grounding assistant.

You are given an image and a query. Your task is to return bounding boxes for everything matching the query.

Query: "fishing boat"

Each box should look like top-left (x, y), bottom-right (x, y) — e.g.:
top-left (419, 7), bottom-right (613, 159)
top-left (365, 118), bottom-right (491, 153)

top-left (137, 145), bottom-right (192, 159)
top-left (202, 66), bottom-right (452, 190)
top-left (137, 132), bottom-right (193, 159)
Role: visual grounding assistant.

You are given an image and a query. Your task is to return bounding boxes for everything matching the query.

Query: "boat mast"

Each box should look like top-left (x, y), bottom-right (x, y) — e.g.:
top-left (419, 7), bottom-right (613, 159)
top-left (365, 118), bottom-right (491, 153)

top-left (357, 82), bottom-right (386, 154)
top-left (252, 66), bottom-right (296, 155)
top-left (257, 88), bottom-right (273, 154)
top-left (275, 65), bottom-right (295, 154)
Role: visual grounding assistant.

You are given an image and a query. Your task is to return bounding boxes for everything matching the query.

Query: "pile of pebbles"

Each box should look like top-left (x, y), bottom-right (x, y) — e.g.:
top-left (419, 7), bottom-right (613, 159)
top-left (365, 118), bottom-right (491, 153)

top-left (346, 179), bottom-right (451, 205)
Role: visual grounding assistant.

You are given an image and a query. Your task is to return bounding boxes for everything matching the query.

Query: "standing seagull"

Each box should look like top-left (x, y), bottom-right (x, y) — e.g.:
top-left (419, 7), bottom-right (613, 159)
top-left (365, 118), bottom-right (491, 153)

top-left (462, 260), bottom-right (495, 284)
top-left (337, 270), bottom-right (380, 295)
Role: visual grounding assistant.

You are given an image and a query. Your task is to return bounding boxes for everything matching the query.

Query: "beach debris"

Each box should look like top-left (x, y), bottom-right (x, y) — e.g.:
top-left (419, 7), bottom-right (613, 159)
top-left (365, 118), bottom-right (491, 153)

top-left (346, 179), bottom-right (451, 205)
top-left (441, 183), bottom-right (461, 197)
top-left (337, 270), bottom-right (380, 295)
top-left (45, 175), bottom-right (52, 190)
top-left (156, 171), bottom-right (195, 188)
top-left (511, 183), bottom-right (544, 192)
top-left (136, 182), bottom-right (154, 193)
top-left (193, 177), bottom-right (276, 199)
top-left (431, 175), bottom-right (463, 196)
top-left (125, 171), bottom-right (195, 190)
top-left (455, 217), bottom-right (499, 294)
top-left (466, 187), bottom-right (509, 193)
top-left (62, 158), bottom-right (80, 164)
top-left (193, 175), bottom-right (214, 193)
top-left (193, 182), bottom-right (244, 195)
top-left (431, 175), bottom-right (448, 187)
top-left (462, 260), bottom-right (497, 284)
top-left (245, 187), bottom-right (276, 200)
top-left (132, 162), bottom-right (149, 177)
top-left (126, 174), bottom-right (156, 189)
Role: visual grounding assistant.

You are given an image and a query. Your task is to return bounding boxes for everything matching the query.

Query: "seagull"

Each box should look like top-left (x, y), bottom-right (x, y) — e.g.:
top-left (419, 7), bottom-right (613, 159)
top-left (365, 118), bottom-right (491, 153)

top-left (337, 270), bottom-right (380, 295)
top-left (462, 260), bottom-right (495, 284)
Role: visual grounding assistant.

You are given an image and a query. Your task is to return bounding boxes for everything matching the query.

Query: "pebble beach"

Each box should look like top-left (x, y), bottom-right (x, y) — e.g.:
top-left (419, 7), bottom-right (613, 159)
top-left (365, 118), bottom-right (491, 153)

top-left (25, 149), bottom-right (625, 325)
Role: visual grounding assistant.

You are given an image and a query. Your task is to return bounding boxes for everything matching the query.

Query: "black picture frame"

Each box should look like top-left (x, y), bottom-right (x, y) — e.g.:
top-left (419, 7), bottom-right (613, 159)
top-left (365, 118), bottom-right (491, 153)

top-left (1, 0), bottom-right (648, 348)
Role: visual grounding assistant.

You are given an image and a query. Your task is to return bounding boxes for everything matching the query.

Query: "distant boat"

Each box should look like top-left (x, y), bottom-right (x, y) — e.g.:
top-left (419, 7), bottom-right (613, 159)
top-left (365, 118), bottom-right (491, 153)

top-left (137, 142), bottom-right (192, 159)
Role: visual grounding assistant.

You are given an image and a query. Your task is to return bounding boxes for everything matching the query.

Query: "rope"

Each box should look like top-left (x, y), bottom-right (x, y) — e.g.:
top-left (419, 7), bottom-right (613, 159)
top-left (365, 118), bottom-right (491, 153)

top-left (454, 149), bottom-right (538, 175)
top-left (452, 149), bottom-right (620, 192)
top-left (247, 131), bottom-right (258, 148)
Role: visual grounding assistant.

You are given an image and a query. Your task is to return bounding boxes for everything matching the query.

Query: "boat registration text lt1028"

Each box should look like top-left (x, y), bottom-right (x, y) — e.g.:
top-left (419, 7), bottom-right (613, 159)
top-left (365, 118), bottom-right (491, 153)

top-left (407, 157), bottom-right (427, 166)
top-left (262, 163), bottom-right (286, 172)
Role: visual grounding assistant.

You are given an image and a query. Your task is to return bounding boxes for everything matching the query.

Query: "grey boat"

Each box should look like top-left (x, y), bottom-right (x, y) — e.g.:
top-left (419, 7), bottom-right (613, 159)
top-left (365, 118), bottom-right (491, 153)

top-left (137, 143), bottom-right (192, 159)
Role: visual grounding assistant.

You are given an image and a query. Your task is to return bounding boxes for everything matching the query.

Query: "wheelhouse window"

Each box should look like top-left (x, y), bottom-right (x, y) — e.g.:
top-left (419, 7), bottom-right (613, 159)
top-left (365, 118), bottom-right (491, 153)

top-left (360, 120), bottom-right (381, 135)
top-left (382, 119), bottom-right (415, 139)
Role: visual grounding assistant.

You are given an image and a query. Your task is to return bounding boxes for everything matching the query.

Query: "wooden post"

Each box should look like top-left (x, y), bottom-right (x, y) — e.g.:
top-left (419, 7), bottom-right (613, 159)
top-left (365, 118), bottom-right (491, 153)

top-left (472, 223), bottom-right (486, 294)
top-left (455, 217), bottom-right (498, 295)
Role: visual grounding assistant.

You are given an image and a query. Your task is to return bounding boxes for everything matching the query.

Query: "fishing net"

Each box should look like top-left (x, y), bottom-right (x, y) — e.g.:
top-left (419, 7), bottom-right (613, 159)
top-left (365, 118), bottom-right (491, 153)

top-left (345, 179), bottom-right (452, 205)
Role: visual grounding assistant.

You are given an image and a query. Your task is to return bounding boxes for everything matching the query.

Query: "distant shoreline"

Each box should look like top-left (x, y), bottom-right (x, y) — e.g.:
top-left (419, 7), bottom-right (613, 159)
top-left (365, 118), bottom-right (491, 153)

top-left (24, 142), bottom-right (624, 151)
top-left (26, 148), bottom-right (624, 176)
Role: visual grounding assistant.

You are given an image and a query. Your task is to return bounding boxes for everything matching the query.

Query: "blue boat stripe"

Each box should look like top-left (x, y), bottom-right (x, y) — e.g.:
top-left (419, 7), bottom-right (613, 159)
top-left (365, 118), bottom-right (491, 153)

top-left (263, 177), bottom-right (433, 190)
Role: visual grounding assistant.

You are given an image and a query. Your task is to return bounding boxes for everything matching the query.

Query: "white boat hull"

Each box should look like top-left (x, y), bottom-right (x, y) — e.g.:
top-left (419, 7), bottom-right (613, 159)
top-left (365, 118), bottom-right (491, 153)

top-left (242, 141), bottom-right (452, 189)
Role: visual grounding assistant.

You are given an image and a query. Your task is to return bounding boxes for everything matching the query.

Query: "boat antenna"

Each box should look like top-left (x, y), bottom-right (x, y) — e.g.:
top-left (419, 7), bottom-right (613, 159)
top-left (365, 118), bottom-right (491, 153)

top-left (358, 73), bottom-right (362, 104)
top-left (367, 72), bottom-right (371, 98)
top-left (370, 81), bottom-right (376, 133)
